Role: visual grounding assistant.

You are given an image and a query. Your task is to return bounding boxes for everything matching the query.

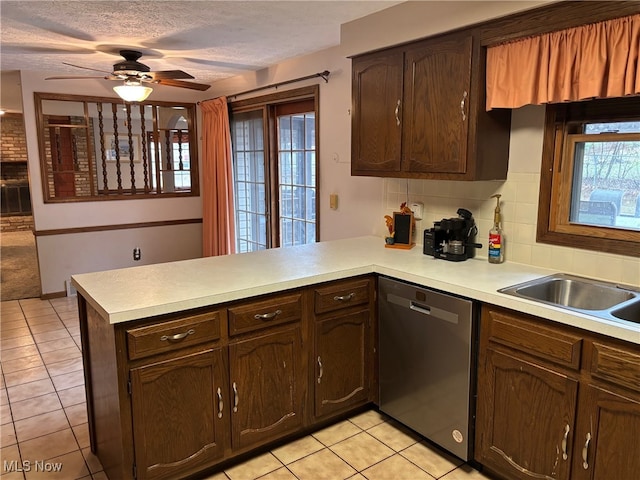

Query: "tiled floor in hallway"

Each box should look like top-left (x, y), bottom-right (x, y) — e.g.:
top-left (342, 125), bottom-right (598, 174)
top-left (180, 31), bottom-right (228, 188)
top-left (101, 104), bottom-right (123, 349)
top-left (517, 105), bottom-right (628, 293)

top-left (1, 297), bottom-right (494, 480)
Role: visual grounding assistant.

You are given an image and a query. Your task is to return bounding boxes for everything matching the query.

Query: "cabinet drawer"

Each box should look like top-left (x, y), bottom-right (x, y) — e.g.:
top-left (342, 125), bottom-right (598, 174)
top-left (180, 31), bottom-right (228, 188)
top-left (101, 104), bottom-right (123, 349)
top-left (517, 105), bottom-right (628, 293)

top-left (228, 292), bottom-right (302, 336)
top-left (126, 311), bottom-right (221, 360)
top-left (591, 342), bottom-right (640, 392)
top-left (484, 308), bottom-right (583, 370)
top-left (314, 278), bottom-right (371, 315)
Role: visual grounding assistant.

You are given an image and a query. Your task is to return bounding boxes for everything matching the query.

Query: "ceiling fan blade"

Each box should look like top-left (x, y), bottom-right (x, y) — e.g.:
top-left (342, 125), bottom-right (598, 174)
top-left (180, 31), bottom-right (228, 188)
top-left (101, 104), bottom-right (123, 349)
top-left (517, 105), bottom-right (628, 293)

top-left (63, 62), bottom-right (113, 75)
top-left (152, 79), bottom-right (211, 91)
top-left (148, 70), bottom-right (195, 80)
top-left (45, 75), bottom-right (108, 80)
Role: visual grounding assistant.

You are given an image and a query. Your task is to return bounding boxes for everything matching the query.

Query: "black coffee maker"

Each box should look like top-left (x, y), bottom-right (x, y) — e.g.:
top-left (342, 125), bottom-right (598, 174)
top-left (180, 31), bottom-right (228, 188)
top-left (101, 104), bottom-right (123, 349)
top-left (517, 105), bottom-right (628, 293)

top-left (423, 208), bottom-right (482, 261)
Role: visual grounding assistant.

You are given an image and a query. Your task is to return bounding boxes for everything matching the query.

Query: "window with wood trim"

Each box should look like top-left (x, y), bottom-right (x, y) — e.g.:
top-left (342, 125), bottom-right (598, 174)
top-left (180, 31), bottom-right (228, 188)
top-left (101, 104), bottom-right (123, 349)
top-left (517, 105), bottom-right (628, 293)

top-left (538, 97), bottom-right (640, 257)
top-left (35, 93), bottom-right (198, 202)
top-left (229, 86), bottom-right (319, 253)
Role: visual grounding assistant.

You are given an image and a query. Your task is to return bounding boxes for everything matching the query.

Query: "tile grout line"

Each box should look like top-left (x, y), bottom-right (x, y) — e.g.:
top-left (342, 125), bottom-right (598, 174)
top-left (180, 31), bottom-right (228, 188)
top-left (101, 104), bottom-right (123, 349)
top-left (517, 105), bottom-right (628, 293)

top-left (9, 298), bottom-right (94, 479)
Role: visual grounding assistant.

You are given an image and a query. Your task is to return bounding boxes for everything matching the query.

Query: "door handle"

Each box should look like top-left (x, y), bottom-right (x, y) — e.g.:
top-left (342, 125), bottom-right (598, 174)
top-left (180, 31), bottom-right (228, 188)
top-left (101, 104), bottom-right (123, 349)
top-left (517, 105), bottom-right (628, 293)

top-left (317, 356), bottom-right (323, 384)
top-left (582, 432), bottom-right (591, 469)
top-left (395, 99), bottom-right (401, 126)
top-left (232, 382), bottom-right (239, 413)
top-left (561, 424), bottom-right (570, 460)
top-left (216, 387), bottom-right (223, 419)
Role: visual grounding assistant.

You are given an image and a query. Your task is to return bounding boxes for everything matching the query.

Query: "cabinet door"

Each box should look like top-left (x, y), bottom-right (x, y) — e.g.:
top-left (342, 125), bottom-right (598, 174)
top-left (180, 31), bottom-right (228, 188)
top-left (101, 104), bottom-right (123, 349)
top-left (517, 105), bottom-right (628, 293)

top-left (402, 35), bottom-right (472, 174)
top-left (314, 309), bottom-right (371, 418)
top-left (130, 348), bottom-right (227, 480)
top-left (351, 49), bottom-right (404, 174)
top-left (476, 348), bottom-right (578, 480)
top-left (229, 326), bottom-right (304, 450)
top-left (572, 384), bottom-right (640, 480)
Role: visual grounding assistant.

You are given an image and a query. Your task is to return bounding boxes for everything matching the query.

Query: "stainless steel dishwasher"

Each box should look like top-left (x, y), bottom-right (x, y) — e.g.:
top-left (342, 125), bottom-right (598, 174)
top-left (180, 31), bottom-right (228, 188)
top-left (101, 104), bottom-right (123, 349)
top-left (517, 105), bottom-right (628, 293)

top-left (378, 276), bottom-right (477, 461)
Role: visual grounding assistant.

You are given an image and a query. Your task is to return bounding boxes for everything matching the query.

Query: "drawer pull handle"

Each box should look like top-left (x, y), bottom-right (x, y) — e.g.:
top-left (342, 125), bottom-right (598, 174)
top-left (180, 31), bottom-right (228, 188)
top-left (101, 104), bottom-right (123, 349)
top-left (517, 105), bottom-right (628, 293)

top-left (582, 432), bottom-right (591, 469)
top-left (317, 356), bottom-right (323, 384)
top-left (394, 99), bottom-right (401, 126)
top-left (254, 309), bottom-right (282, 320)
top-left (232, 382), bottom-right (239, 413)
top-left (334, 293), bottom-right (355, 302)
top-left (217, 387), bottom-right (223, 419)
top-left (561, 424), bottom-right (570, 460)
top-left (160, 329), bottom-right (195, 343)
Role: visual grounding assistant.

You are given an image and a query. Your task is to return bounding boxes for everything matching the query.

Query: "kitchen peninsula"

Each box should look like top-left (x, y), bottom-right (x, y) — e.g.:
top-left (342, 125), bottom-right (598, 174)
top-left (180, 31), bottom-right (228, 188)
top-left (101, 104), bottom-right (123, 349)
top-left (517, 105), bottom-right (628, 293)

top-left (72, 236), bottom-right (640, 480)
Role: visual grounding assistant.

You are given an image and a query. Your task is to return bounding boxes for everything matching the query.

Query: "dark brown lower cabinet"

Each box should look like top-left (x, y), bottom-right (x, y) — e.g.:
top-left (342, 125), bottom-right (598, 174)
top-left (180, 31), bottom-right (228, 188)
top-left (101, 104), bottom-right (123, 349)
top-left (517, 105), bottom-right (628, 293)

top-left (476, 305), bottom-right (640, 480)
top-left (314, 310), bottom-right (371, 418)
top-left (228, 326), bottom-right (305, 451)
top-left (571, 382), bottom-right (640, 480)
top-left (477, 347), bottom-right (578, 480)
top-left (129, 348), bottom-right (228, 480)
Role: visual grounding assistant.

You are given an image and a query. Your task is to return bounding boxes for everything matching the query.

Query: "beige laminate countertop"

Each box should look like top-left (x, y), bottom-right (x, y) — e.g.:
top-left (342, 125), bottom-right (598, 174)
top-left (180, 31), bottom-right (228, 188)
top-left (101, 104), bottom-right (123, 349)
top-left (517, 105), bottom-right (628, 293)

top-left (71, 235), bottom-right (640, 344)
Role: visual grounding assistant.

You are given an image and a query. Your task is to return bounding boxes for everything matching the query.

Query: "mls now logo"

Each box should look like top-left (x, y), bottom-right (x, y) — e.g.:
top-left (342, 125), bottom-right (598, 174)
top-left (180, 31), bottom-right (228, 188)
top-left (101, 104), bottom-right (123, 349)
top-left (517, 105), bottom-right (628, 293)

top-left (3, 460), bottom-right (63, 472)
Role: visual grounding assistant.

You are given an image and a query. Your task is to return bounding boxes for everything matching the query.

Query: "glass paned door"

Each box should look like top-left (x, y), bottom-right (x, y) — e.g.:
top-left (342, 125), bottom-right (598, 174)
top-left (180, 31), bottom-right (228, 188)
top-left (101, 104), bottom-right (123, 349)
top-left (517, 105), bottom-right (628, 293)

top-left (278, 112), bottom-right (316, 247)
top-left (232, 110), bottom-right (268, 253)
top-left (230, 89), bottom-right (318, 252)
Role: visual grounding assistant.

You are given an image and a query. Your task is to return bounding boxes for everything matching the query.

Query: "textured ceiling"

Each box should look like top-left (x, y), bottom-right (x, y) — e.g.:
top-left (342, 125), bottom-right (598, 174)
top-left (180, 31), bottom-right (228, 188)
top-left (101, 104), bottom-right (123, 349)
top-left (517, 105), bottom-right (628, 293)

top-left (0, 0), bottom-right (399, 84)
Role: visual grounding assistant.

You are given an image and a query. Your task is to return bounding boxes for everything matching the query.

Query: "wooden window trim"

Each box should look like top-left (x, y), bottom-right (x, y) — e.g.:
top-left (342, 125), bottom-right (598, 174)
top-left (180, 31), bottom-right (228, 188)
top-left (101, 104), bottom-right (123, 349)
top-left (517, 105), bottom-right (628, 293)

top-left (537, 98), bottom-right (640, 257)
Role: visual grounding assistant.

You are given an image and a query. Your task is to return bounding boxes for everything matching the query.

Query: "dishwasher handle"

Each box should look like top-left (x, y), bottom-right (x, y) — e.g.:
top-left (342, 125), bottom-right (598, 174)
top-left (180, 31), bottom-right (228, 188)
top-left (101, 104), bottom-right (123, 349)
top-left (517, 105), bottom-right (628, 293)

top-left (409, 302), bottom-right (432, 316)
top-left (386, 293), bottom-right (460, 325)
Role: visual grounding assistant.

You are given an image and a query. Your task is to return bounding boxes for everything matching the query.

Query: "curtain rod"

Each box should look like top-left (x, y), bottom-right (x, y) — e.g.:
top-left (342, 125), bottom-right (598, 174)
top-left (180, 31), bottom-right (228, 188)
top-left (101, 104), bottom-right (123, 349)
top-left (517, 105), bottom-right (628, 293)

top-left (228, 70), bottom-right (330, 99)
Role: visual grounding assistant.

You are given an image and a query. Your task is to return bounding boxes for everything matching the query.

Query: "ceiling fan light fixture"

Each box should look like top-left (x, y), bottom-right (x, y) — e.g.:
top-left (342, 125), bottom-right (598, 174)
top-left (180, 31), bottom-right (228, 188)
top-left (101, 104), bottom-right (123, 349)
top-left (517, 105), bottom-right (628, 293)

top-left (113, 81), bottom-right (153, 102)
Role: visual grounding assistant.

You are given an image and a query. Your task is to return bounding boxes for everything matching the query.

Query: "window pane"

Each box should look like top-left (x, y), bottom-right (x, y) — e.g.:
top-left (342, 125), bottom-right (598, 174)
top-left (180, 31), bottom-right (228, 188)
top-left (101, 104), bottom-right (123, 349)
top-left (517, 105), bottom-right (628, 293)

top-left (305, 115), bottom-right (315, 149)
top-left (291, 115), bottom-right (305, 150)
top-left (585, 122), bottom-right (640, 134)
top-left (305, 152), bottom-right (315, 186)
top-left (280, 152), bottom-right (292, 184)
top-left (569, 137), bottom-right (640, 231)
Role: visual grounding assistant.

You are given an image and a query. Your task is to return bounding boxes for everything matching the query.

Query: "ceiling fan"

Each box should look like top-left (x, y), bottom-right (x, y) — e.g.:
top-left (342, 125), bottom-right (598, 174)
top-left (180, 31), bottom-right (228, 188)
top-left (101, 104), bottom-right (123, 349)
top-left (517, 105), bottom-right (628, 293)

top-left (46, 49), bottom-right (211, 100)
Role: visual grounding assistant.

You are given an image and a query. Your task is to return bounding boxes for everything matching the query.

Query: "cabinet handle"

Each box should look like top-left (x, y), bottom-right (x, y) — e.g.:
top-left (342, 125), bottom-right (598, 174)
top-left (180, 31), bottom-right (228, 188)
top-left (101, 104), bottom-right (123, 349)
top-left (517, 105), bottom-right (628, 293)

top-left (216, 387), bottom-right (223, 419)
top-left (232, 382), bottom-right (239, 413)
top-left (395, 99), bottom-right (401, 126)
top-left (160, 329), bottom-right (195, 343)
top-left (582, 432), bottom-right (591, 470)
top-left (333, 293), bottom-right (355, 302)
top-left (561, 424), bottom-right (570, 460)
top-left (254, 309), bottom-right (282, 320)
top-left (317, 356), bottom-right (323, 384)
top-left (460, 91), bottom-right (468, 122)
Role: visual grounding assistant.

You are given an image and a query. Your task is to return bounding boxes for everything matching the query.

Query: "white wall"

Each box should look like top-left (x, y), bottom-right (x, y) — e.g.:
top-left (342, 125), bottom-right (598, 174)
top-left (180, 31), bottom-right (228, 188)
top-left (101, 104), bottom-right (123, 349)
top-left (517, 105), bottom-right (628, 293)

top-left (207, 47), bottom-right (385, 242)
top-left (19, 72), bottom-right (209, 294)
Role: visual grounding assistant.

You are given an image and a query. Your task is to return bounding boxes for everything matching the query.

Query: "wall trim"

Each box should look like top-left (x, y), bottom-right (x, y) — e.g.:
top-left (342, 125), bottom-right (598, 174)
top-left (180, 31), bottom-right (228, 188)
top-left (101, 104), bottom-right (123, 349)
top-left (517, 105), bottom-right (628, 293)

top-left (35, 218), bottom-right (203, 237)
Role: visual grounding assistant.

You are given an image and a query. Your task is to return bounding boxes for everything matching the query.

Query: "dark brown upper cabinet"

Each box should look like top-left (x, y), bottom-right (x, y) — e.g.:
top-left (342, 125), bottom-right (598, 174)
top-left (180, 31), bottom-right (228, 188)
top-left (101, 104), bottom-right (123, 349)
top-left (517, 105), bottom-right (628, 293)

top-left (351, 30), bottom-right (512, 180)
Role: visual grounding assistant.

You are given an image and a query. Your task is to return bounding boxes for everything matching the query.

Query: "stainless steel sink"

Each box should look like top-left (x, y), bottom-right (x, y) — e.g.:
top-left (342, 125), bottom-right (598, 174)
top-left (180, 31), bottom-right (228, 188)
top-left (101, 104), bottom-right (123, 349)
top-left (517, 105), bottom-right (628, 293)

top-left (499, 273), bottom-right (640, 325)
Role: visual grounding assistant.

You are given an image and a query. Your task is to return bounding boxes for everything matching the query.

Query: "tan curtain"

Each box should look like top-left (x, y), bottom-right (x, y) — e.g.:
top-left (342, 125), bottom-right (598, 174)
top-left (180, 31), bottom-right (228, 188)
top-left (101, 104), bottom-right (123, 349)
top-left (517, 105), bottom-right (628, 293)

top-left (486, 14), bottom-right (640, 110)
top-left (201, 97), bottom-right (236, 256)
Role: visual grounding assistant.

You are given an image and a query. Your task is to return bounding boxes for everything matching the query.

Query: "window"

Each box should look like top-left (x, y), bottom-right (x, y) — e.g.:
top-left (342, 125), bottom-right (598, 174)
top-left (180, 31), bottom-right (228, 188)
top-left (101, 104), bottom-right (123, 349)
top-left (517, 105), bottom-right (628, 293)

top-left (538, 97), bottom-right (640, 256)
top-left (35, 93), bottom-right (198, 202)
top-left (230, 86), bottom-right (319, 253)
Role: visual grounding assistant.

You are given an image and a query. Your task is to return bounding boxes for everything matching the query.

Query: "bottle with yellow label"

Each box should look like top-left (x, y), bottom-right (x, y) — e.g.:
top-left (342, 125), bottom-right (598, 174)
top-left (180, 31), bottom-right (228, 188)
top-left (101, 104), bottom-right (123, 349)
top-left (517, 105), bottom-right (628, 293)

top-left (488, 194), bottom-right (504, 264)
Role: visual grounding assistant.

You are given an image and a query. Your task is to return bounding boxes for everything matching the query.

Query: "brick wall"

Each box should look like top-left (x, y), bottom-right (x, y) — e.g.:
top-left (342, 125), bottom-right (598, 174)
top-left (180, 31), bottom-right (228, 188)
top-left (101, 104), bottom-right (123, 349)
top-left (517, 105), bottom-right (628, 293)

top-left (1, 113), bottom-right (28, 163)
top-left (1, 215), bottom-right (34, 232)
top-left (1, 113), bottom-right (34, 232)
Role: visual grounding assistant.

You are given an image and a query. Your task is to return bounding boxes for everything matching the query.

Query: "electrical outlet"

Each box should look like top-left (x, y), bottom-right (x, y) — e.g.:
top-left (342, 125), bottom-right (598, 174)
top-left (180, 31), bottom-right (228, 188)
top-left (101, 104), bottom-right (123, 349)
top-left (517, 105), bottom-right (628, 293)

top-left (133, 247), bottom-right (141, 261)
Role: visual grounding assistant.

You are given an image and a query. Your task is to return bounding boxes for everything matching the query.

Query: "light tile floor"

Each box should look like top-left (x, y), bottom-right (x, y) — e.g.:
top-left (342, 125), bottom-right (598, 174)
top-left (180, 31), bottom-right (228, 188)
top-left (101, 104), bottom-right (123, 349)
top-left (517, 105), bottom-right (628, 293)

top-left (1, 297), bottom-right (495, 480)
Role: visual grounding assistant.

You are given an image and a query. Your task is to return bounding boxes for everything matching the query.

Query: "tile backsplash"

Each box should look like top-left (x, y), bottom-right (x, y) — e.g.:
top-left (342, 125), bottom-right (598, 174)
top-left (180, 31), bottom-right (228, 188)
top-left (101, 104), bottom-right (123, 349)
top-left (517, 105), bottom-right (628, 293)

top-left (383, 172), bottom-right (640, 287)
